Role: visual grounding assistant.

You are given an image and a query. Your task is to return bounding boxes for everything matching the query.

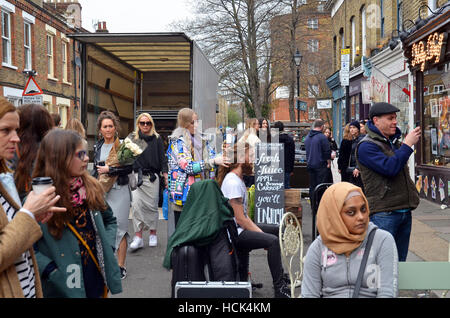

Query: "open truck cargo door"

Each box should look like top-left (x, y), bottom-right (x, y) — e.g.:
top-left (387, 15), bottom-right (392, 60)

top-left (67, 32), bottom-right (219, 151)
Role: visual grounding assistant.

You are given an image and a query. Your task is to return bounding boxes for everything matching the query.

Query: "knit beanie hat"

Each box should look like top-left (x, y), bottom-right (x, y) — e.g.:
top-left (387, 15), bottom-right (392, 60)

top-left (349, 120), bottom-right (360, 130)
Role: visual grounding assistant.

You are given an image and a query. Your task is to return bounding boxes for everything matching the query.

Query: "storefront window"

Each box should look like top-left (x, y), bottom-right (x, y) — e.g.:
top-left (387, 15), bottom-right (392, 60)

top-left (423, 64), bottom-right (450, 167)
top-left (350, 95), bottom-right (359, 120)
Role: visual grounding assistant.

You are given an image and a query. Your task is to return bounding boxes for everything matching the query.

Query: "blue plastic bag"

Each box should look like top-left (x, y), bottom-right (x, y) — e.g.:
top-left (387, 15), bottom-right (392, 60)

top-left (162, 189), bottom-right (169, 220)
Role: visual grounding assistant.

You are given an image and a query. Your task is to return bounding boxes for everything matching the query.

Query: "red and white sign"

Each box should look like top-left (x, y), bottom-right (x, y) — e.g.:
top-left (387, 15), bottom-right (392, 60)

top-left (22, 76), bottom-right (43, 96)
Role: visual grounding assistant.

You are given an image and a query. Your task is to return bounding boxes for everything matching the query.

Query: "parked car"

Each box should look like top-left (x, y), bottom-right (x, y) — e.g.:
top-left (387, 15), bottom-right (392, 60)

top-left (295, 142), bottom-right (306, 163)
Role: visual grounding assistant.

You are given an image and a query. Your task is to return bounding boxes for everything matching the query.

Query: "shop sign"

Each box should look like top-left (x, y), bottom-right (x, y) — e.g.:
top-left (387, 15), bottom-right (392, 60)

top-left (411, 32), bottom-right (447, 71)
top-left (316, 99), bottom-right (332, 109)
top-left (361, 81), bottom-right (372, 104)
top-left (370, 68), bottom-right (388, 103)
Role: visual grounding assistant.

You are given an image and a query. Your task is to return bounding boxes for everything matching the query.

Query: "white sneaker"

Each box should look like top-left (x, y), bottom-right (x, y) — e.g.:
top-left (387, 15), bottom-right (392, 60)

top-left (129, 236), bottom-right (143, 251)
top-left (149, 234), bottom-right (157, 247)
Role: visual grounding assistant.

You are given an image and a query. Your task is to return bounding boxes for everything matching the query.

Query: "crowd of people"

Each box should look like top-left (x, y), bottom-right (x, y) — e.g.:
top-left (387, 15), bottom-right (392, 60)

top-left (0, 95), bottom-right (422, 299)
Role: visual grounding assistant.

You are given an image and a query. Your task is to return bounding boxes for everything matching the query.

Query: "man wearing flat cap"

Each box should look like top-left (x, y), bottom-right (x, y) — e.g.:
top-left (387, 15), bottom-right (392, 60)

top-left (356, 102), bottom-right (421, 261)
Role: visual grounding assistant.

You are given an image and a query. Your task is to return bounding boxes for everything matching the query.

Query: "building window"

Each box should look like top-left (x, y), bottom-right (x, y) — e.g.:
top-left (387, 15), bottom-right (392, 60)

top-left (333, 36), bottom-right (337, 70)
top-left (307, 39), bottom-right (319, 52)
top-left (275, 86), bottom-right (289, 99)
top-left (308, 84), bottom-right (319, 98)
top-left (307, 18), bottom-right (318, 29)
top-left (62, 41), bottom-right (68, 82)
top-left (428, 0), bottom-right (437, 15)
top-left (351, 17), bottom-right (356, 64)
top-left (361, 6), bottom-right (367, 57)
top-left (47, 34), bottom-right (54, 77)
top-left (308, 63), bottom-right (318, 75)
top-left (422, 65), bottom-right (449, 167)
top-left (380, 0), bottom-right (384, 38)
top-left (24, 22), bottom-right (32, 70)
top-left (1, 10), bottom-right (11, 65)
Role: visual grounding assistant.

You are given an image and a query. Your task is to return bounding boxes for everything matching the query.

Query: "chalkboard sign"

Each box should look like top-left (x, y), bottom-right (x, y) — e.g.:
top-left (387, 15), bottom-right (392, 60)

top-left (254, 143), bottom-right (285, 226)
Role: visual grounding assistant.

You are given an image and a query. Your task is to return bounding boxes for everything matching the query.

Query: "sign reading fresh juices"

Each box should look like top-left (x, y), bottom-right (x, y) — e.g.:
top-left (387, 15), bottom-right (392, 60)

top-left (254, 143), bottom-right (285, 226)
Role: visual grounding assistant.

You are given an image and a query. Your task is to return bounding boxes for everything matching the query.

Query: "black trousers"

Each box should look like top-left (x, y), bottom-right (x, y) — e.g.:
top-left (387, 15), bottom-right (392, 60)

top-left (235, 224), bottom-right (284, 288)
top-left (307, 166), bottom-right (329, 200)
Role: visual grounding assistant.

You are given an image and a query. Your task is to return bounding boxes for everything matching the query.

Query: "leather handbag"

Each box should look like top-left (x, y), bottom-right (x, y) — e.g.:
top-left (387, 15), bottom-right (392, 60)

top-left (352, 228), bottom-right (377, 298)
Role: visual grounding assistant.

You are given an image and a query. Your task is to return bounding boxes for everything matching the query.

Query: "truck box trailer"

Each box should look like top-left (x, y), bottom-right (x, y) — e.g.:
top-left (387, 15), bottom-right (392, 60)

top-left (67, 32), bottom-right (219, 150)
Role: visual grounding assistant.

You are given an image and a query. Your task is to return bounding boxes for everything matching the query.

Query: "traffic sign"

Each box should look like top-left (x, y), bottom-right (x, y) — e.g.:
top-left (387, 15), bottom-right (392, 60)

top-left (22, 76), bottom-right (43, 96)
top-left (22, 95), bottom-right (43, 105)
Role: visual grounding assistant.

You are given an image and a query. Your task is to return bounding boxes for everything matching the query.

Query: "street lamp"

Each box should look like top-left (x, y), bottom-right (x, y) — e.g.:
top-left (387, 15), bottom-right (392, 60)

top-left (294, 48), bottom-right (302, 123)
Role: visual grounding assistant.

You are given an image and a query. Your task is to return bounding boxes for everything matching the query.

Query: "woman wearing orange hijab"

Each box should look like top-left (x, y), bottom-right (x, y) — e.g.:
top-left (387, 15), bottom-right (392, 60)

top-left (301, 182), bottom-right (398, 298)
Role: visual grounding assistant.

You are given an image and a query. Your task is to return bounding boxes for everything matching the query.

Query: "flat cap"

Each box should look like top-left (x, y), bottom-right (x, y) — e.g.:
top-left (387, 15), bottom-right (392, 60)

top-left (369, 102), bottom-right (400, 119)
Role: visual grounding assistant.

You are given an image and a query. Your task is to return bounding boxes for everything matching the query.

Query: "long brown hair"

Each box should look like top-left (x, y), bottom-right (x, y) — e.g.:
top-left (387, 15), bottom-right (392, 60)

top-left (216, 142), bottom-right (250, 188)
top-left (343, 123), bottom-right (352, 140)
top-left (0, 97), bottom-right (17, 173)
top-left (32, 129), bottom-right (106, 239)
top-left (15, 104), bottom-right (54, 195)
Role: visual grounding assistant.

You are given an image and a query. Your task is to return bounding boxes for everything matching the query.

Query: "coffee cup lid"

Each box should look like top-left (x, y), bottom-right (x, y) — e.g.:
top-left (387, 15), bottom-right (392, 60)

top-left (32, 177), bottom-right (53, 185)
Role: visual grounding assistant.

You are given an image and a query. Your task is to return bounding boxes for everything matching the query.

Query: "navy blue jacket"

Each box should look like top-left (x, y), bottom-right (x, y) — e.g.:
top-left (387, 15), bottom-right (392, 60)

top-left (304, 130), bottom-right (331, 169)
top-left (357, 121), bottom-right (413, 177)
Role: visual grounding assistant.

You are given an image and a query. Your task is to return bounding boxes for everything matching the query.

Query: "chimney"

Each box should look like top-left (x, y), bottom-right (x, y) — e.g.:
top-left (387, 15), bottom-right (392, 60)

top-left (96, 21), bottom-right (109, 33)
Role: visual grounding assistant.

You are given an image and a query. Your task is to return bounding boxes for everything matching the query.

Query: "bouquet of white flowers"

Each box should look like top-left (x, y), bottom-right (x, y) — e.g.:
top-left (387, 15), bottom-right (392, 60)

top-left (117, 137), bottom-right (147, 165)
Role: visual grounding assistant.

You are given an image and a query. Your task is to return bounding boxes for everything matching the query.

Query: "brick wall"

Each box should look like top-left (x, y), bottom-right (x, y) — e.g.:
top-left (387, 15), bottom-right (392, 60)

top-left (270, 0), bottom-right (333, 122)
top-left (0, 0), bottom-right (79, 117)
top-left (328, 0), bottom-right (429, 73)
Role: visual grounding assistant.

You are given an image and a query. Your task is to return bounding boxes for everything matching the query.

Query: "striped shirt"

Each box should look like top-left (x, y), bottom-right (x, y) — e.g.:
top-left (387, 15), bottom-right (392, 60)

top-left (1, 194), bottom-right (36, 298)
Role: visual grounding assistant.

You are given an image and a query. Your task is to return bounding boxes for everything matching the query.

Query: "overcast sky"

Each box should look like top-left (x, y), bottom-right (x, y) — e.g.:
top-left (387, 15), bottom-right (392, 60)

top-left (77, 0), bottom-right (193, 33)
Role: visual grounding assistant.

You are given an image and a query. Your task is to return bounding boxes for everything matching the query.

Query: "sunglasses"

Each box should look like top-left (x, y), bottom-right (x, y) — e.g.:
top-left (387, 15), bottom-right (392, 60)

top-left (139, 121), bottom-right (152, 127)
top-left (75, 150), bottom-right (87, 161)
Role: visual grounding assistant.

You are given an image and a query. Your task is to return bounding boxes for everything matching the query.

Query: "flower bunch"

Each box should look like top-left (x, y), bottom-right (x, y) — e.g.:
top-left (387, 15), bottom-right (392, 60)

top-left (117, 137), bottom-right (146, 165)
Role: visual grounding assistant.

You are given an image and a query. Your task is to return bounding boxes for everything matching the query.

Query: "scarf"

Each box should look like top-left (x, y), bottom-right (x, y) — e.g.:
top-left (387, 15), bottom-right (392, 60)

top-left (70, 177), bottom-right (87, 207)
top-left (316, 182), bottom-right (369, 256)
top-left (98, 137), bottom-right (120, 193)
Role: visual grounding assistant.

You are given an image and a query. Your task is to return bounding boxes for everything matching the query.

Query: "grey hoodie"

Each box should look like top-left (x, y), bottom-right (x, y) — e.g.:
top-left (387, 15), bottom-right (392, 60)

top-left (301, 222), bottom-right (398, 298)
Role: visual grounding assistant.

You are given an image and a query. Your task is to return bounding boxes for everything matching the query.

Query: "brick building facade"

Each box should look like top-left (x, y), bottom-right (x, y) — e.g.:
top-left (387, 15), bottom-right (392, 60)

top-left (324, 0), bottom-right (440, 143)
top-left (0, 0), bottom-right (82, 127)
top-left (270, 0), bottom-right (333, 124)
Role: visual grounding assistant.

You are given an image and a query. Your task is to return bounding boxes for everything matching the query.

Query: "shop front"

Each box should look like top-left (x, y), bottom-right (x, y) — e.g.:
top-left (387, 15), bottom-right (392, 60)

top-left (403, 8), bottom-right (450, 205)
top-left (326, 70), bottom-right (345, 144)
top-left (348, 71), bottom-right (371, 122)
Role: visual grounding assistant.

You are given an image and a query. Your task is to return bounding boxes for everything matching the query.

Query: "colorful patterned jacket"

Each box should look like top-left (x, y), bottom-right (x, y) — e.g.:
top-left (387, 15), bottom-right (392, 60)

top-left (167, 132), bottom-right (217, 207)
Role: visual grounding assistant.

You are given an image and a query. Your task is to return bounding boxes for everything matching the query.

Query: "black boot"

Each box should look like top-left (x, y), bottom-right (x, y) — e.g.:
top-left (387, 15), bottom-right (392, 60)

top-left (274, 282), bottom-right (291, 298)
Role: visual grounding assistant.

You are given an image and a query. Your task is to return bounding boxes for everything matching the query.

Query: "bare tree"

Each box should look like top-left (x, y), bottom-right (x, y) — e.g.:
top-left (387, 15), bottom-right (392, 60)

top-left (171, 0), bottom-right (285, 118)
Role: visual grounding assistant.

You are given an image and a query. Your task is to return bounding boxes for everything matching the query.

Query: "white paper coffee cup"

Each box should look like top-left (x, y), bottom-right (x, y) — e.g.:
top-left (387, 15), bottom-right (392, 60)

top-left (32, 177), bottom-right (53, 194)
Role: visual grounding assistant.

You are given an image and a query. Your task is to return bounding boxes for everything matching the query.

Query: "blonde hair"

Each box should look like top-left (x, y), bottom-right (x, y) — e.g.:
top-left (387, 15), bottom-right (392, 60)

top-left (135, 112), bottom-right (158, 139)
top-left (171, 108), bottom-right (195, 150)
top-left (177, 108), bottom-right (195, 129)
top-left (65, 118), bottom-right (86, 139)
top-left (240, 117), bottom-right (259, 143)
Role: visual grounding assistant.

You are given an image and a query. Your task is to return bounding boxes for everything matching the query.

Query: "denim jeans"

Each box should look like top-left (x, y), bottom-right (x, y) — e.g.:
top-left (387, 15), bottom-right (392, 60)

top-left (370, 210), bottom-right (412, 261)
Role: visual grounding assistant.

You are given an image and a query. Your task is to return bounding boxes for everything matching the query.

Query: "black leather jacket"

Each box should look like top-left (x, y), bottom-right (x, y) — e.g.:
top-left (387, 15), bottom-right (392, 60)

top-left (92, 138), bottom-right (133, 186)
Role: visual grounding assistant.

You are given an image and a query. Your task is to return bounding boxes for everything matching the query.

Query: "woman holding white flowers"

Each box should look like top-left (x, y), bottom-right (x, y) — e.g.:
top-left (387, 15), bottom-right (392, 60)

top-left (128, 113), bottom-right (168, 251)
top-left (93, 111), bottom-right (132, 279)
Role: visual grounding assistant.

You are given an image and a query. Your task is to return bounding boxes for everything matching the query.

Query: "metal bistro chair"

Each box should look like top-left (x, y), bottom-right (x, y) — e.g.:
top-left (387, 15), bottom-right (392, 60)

top-left (279, 189), bottom-right (303, 298)
top-left (311, 183), bottom-right (332, 241)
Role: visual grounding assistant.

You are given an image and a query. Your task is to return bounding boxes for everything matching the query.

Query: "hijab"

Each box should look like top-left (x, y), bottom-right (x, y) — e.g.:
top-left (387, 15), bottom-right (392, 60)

top-left (316, 182), bottom-right (369, 256)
